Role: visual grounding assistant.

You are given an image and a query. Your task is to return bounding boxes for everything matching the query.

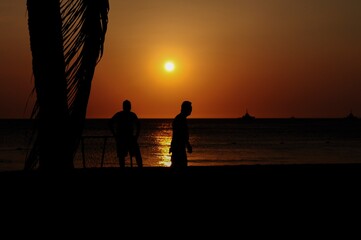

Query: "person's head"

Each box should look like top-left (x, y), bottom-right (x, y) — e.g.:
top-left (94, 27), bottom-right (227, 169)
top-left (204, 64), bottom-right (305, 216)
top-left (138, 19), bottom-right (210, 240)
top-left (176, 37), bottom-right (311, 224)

top-left (123, 100), bottom-right (131, 112)
top-left (181, 101), bottom-right (192, 116)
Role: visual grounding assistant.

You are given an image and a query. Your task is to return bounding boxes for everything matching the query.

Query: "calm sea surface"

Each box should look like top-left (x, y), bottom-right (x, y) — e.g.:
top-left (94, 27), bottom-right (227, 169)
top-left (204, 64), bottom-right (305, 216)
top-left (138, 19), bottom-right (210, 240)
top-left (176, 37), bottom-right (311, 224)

top-left (1, 118), bottom-right (361, 171)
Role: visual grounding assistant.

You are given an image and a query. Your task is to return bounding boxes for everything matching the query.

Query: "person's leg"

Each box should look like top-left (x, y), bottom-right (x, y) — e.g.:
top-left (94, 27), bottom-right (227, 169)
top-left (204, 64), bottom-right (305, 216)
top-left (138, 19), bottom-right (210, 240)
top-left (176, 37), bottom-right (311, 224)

top-left (180, 151), bottom-right (188, 168)
top-left (170, 154), bottom-right (177, 169)
top-left (118, 156), bottom-right (125, 168)
top-left (171, 150), bottom-right (186, 169)
top-left (130, 141), bottom-right (142, 168)
top-left (116, 139), bottom-right (126, 168)
top-left (134, 144), bottom-right (143, 168)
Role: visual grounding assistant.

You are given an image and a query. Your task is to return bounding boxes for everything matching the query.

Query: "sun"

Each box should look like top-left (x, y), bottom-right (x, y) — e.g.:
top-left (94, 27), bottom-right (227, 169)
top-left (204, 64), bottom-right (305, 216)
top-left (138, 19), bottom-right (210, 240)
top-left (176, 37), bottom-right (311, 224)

top-left (164, 61), bottom-right (175, 72)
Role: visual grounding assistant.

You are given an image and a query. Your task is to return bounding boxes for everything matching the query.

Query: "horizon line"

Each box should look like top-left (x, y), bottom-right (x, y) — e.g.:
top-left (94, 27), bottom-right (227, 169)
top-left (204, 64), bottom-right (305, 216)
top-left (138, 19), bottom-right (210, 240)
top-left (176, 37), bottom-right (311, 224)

top-left (0, 116), bottom-right (358, 120)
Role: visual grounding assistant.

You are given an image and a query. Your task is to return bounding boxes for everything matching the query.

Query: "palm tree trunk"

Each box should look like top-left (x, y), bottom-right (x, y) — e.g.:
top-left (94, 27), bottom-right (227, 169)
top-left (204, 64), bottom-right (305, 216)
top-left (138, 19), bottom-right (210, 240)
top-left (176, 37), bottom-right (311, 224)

top-left (27, 0), bottom-right (72, 170)
top-left (25, 0), bottom-right (109, 171)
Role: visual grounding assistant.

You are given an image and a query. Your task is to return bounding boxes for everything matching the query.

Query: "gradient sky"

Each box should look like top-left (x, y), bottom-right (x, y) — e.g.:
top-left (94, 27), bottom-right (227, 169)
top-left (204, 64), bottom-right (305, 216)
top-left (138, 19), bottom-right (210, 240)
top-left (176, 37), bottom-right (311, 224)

top-left (1, 0), bottom-right (361, 118)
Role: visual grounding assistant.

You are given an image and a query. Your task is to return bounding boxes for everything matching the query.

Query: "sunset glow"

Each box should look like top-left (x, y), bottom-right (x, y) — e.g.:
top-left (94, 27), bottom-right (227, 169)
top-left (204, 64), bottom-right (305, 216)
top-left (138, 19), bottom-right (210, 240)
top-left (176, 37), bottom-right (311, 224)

top-left (1, 1), bottom-right (361, 119)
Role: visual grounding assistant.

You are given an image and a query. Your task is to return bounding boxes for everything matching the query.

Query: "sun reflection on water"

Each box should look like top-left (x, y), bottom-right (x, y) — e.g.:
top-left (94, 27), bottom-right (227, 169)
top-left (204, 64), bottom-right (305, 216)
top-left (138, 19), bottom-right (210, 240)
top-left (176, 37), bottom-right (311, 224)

top-left (156, 135), bottom-right (172, 167)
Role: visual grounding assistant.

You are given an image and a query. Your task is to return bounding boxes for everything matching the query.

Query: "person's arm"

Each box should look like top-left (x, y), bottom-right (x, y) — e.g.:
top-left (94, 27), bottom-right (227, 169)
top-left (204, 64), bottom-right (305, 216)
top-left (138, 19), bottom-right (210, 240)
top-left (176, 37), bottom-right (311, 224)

top-left (134, 114), bottom-right (140, 140)
top-left (186, 141), bottom-right (192, 153)
top-left (185, 120), bottom-right (192, 153)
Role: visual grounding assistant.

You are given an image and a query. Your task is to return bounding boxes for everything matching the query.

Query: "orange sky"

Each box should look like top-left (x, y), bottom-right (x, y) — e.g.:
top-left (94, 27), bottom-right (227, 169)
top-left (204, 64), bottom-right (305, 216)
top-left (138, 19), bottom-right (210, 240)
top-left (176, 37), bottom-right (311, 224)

top-left (1, 0), bottom-right (361, 118)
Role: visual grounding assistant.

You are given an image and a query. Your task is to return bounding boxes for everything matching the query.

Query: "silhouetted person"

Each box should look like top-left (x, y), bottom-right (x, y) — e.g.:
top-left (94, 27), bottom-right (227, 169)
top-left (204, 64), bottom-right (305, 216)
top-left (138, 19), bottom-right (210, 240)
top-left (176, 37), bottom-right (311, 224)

top-left (109, 100), bottom-right (143, 168)
top-left (169, 101), bottom-right (193, 169)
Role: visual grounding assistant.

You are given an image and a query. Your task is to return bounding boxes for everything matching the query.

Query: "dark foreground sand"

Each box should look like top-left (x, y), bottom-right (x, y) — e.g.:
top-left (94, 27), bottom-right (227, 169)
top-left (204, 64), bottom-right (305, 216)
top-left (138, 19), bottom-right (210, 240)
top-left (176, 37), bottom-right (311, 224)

top-left (1, 164), bottom-right (361, 224)
top-left (0, 166), bottom-right (358, 238)
top-left (2, 163), bottom-right (361, 190)
top-left (1, 163), bottom-right (360, 177)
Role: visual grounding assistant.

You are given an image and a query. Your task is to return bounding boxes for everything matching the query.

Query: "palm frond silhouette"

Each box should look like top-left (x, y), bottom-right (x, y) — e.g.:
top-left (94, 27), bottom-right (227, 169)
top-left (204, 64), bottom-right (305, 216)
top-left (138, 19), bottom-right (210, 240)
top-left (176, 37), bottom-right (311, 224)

top-left (25, 0), bottom-right (109, 170)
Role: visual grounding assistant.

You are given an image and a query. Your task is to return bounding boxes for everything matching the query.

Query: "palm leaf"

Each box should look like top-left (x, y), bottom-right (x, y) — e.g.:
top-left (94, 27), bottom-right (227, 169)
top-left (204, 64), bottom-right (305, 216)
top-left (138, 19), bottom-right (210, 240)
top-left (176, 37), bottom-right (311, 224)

top-left (25, 0), bottom-right (109, 170)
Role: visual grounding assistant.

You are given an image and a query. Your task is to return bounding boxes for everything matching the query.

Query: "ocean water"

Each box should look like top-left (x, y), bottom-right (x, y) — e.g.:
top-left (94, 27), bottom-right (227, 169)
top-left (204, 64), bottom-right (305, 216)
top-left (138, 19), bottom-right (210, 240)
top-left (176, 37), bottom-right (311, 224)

top-left (1, 118), bottom-right (361, 171)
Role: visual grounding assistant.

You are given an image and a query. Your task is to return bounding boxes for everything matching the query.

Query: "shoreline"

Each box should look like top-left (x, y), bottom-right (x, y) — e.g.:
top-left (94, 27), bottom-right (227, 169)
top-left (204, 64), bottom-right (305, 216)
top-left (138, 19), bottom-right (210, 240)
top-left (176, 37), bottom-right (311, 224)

top-left (2, 163), bottom-right (361, 203)
top-left (2, 163), bottom-right (361, 180)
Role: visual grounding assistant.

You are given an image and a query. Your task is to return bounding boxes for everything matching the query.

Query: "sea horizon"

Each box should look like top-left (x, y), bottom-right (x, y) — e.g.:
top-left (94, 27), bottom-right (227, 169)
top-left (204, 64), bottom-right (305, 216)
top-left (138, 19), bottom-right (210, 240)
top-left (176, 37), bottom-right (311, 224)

top-left (0, 115), bottom-right (359, 120)
top-left (1, 117), bottom-right (360, 171)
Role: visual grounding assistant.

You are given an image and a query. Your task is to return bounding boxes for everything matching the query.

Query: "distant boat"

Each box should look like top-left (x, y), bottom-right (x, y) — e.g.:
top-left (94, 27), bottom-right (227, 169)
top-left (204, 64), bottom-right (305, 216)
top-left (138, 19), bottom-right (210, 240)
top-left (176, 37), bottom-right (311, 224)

top-left (239, 110), bottom-right (255, 121)
top-left (345, 111), bottom-right (358, 120)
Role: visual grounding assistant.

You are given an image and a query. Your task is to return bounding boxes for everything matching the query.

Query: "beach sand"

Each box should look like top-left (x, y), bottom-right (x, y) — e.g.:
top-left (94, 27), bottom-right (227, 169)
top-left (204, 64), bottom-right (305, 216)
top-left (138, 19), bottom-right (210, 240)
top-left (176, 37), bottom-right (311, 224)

top-left (2, 164), bottom-right (360, 191)
top-left (1, 164), bottom-right (360, 226)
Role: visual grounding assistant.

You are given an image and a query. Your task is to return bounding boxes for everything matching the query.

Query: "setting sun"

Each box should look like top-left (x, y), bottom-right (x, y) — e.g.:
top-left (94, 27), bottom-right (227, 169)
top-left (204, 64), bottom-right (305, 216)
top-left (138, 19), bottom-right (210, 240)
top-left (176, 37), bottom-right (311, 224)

top-left (164, 61), bottom-right (175, 72)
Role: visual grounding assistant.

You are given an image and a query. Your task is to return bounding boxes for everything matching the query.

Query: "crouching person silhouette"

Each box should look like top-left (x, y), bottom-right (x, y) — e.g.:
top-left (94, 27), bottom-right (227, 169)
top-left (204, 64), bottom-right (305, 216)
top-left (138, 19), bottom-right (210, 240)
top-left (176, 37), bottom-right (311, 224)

top-left (109, 100), bottom-right (143, 168)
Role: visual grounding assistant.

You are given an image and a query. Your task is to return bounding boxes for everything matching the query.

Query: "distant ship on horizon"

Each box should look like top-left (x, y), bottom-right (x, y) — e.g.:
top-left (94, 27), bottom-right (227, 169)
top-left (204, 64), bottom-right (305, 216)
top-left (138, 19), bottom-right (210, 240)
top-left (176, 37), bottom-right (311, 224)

top-left (239, 109), bottom-right (255, 121)
top-left (345, 111), bottom-right (358, 120)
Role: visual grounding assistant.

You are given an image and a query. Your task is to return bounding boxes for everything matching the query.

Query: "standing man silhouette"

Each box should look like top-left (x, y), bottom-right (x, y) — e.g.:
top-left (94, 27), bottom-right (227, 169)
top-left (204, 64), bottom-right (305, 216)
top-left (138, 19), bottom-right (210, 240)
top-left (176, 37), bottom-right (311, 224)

top-left (169, 101), bottom-right (193, 169)
top-left (109, 100), bottom-right (143, 168)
